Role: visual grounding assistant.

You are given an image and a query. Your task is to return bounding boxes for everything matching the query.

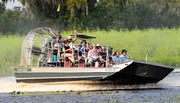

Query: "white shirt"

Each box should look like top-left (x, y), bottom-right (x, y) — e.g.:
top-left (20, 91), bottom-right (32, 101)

top-left (69, 42), bottom-right (73, 48)
top-left (88, 50), bottom-right (98, 60)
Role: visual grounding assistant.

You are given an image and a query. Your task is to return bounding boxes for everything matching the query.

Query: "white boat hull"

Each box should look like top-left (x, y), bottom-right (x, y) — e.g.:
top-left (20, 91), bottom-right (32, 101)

top-left (14, 61), bottom-right (133, 83)
top-left (13, 60), bottom-right (174, 84)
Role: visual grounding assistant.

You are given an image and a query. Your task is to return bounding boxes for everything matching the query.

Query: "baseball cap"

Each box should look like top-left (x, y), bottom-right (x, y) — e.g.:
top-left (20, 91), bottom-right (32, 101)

top-left (67, 36), bottom-right (72, 39)
top-left (121, 49), bottom-right (127, 53)
top-left (96, 44), bottom-right (101, 47)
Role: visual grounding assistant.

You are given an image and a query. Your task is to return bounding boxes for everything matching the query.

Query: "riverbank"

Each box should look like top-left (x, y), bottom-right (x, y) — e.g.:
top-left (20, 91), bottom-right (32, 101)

top-left (1, 29), bottom-right (180, 76)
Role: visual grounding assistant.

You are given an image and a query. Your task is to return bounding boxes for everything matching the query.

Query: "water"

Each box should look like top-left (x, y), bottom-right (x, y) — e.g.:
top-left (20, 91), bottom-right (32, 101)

top-left (0, 88), bottom-right (180, 103)
top-left (0, 71), bottom-right (180, 102)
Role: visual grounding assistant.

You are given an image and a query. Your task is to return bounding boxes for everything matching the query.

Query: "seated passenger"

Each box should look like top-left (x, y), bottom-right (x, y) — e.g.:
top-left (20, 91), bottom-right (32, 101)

top-left (84, 43), bottom-right (90, 58)
top-left (108, 47), bottom-right (113, 56)
top-left (98, 46), bottom-right (107, 67)
top-left (80, 40), bottom-right (87, 54)
top-left (120, 49), bottom-right (129, 62)
top-left (74, 44), bottom-right (83, 61)
top-left (63, 40), bottom-right (73, 62)
top-left (77, 44), bottom-right (83, 56)
top-left (112, 51), bottom-right (121, 64)
top-left (96, 44), bottom-right (101, 53)
top-left (85, 43), bottom-right (90, 52)
top-left (87, 44), bottom-right (99, 67)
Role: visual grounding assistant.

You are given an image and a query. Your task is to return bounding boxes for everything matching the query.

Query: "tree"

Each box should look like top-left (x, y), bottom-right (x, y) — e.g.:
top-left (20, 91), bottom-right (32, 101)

top-left (0, 2), bottom-right (6, 14)
top-left (66, 0), bottom-right (87, 17)
top-left (13, 0), bottom-right (88, 19)
top-left (1, 0), bottom-right (180, 31)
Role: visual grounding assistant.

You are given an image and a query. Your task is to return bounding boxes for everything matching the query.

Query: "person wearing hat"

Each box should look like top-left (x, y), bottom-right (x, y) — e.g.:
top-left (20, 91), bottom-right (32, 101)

top-left (87, 44), bottom-right (99, 67)
top-left (51, 35), bottom-right (64, 62)
top-left (67, 29), bottom-right (77, 48)
top-left (120, 49), bottom-right (129, 62)
top-left (96, 44), bottom-right (101, 47)
top-left (51, 35), bottom-right (63, 50)
top-left (96, 44), bottom-right (102, 54)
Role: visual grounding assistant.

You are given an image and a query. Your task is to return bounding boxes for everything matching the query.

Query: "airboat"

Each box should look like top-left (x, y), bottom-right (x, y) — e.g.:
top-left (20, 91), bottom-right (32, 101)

top-left (13, 27), bottom-right (174, 84)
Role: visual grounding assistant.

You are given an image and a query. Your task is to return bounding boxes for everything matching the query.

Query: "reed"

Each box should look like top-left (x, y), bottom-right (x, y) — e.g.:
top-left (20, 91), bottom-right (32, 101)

top-left (0, 35), bottom-right (24, 76)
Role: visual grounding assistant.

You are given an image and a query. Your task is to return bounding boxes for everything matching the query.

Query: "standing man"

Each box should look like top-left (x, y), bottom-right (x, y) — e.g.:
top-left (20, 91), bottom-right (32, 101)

top-left (51, 35), bottom-right (63, 62)
top-left (51, 35), bottom-right (63, 50)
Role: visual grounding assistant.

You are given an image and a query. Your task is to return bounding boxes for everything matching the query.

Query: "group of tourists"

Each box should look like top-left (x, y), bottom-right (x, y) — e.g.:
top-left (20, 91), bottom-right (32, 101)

top-left (51, 29), bottom-right (129, 67)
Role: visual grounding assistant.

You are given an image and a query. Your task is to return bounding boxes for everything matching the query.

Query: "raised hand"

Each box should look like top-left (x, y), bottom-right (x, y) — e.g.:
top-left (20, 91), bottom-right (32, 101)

top-left (74, 29), bottom-right (77, 34)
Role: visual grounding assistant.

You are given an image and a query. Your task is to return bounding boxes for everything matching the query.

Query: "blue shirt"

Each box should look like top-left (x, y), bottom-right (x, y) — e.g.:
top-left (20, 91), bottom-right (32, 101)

top-left (51, 39), bottom-right (63, 49)
top-left (80, 45), bottom-right (86, 54)
top-left (112, 56), bottom-right (121, 64)
top-left (120, 55), bottom-right (128, 62)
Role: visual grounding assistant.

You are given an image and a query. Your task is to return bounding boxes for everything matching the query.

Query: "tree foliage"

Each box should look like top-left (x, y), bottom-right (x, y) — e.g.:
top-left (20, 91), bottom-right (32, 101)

top-left (0, 7), bottom-right (39, 34)
top-left (0, 0), bottom-right (180, 34)
top-left (0, 2), bottom-right (6, 14)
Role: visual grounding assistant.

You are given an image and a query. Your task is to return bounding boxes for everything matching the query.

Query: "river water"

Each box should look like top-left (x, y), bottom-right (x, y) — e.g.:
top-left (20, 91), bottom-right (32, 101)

top-left (0, 70), bottom-right (180, 103)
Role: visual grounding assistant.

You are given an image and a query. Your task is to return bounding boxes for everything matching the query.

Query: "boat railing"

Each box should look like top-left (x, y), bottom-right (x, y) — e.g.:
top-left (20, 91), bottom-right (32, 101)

top-left (36, 42), bottom-right (133, 68)
top-left (41, 45), bottom-right (115, 68)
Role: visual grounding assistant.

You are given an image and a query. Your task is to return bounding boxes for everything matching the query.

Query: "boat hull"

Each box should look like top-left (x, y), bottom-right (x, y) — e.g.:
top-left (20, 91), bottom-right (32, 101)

top-left (14, 61), bottom-right (132, 83)
top-left (104, 61), bottom-right (174, 84)
top-left (13, 61), bottom-right (174, 84)
top-left (14, 72), bottom-right (114, 83)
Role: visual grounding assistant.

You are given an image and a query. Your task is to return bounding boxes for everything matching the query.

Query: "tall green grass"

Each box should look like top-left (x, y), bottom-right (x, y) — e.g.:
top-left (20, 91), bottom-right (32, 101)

top-left (65, 28), bottom-right (180, 66)
top-left (0, 29), bottom-right (180, 76)
top-left (0, 35), bottom-right (24, 76)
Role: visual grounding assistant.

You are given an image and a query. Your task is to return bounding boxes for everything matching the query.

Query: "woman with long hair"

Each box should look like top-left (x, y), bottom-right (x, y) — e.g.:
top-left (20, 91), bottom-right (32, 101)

top-left (112, 51), bottom-right (121, 64)
top-left (63, 40), bottom-right (73, 62)
top-left (84, 43), bottom-right (90, 58)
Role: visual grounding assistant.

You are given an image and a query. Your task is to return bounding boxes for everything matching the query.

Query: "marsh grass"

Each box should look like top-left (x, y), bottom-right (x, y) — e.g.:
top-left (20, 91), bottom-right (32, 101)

top-left (0, 28), bottom-right (180, 76)
top-left (0, 35), bottom-right (24, 76)
top-left (79, 29), bottom-right (180, 66)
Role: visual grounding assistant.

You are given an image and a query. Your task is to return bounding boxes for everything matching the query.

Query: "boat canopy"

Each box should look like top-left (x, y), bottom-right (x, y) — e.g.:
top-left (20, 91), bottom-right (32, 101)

top-left (71, 33), bottom-right (96, 40)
